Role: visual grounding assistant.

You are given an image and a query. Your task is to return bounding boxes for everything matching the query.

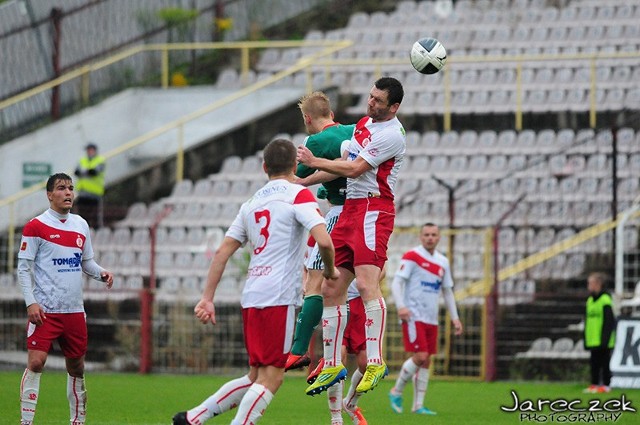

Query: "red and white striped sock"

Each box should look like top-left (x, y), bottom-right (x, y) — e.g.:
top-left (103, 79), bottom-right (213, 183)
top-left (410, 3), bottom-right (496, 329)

top-left (231, 383), bottom-right (273, 425)
top-left (412, 367), bottom-right (430, 411)
top-left (67, 374), bottom-right (86, 424)
top-left (392, 358), bottom-right (418, 395)
top-left (343, 368), bottom-right (364, 409)
top-left (364, 297), bottom-right (387, 365)
top-left (327, 381), bottom-right (344, 423)
top-left (187, 375), bottom-right (252, 424)
top-left (20, 368), bottom-right (41, 424)
top-left (322, 305), bottom-right (348, 367)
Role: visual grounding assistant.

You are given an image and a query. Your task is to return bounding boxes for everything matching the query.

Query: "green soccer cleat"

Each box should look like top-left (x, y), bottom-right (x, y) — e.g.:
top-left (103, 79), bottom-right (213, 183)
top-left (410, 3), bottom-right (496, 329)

top-left (305, 364), bottom-right (347, 396)
top-left (356, 364), bottom-right (388, 394)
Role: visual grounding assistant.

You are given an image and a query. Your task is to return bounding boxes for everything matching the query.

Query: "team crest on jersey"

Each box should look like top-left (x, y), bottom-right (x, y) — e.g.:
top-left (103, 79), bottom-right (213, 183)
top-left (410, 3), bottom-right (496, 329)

top-left (361, 137), bottom-right (370, 147)
top-left (76, 236), bottom-right (83, 248)
top-left (367, 148), bottom-right (378, 157)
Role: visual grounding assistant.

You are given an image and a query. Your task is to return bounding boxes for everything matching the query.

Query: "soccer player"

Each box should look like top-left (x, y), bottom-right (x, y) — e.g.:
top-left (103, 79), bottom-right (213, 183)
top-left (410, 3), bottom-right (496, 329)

top-left (17, 172), bottom-right (114, 425)
top-left (297, 77), bottom-right (406, 396)
top-left (172, 139), bottom-right (338, 425)
top-left (583, 272), bottom-right (615, 394)
top-left (388, 223), bottom-right (463, 415)
top-left (286, 91), bottom-right (355, 371)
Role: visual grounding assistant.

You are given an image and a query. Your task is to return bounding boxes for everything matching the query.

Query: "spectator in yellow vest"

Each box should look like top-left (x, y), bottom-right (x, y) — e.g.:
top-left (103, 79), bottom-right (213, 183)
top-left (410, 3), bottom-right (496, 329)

top-left (74, 143), bottom-right (105, 228)
top-left (583, 272), bottom-right (616, 394)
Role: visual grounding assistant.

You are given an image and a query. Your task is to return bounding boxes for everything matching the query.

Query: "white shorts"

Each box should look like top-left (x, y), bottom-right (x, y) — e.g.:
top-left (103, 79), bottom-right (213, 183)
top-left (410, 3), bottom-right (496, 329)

top-left (305, 205), bottom-right (343, 270)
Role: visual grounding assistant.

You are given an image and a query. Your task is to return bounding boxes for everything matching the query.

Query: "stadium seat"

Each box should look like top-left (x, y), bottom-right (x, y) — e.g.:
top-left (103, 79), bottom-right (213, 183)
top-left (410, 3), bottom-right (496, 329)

top-left (551, 337), bottom-right (575, 356)
top-left (117, 202), bottom-right (147, 228)
top-left (192, 179), bottom-right (212, 200)
top-left (110, 227), bottom-right (131, 251)
top-left (94, 227), bottom-right (113, 248)
top-left (516, 337), bottom-right (552, 359)
top-left (130, 228), bottom-right (150, 252)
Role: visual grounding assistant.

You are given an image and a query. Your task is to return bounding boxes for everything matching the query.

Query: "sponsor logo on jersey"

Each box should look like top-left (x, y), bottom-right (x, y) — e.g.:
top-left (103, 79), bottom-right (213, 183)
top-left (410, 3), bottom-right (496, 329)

top-left (20, 242), bottom-right (27, 251)
top-left (49, 234), bottom-right (60, 239)
top-left (52, 252), bottom-right (82, 269)
top-left (247, 265), bottom-right (272, 276)
top-left (367, 148), bottom-right (378, 157)
top-left (347, 151), bottom-right (358, 161)
top-left (420, 280), bottom-right (442, 291)
top-left (256, 184), bottom-right (287, 197)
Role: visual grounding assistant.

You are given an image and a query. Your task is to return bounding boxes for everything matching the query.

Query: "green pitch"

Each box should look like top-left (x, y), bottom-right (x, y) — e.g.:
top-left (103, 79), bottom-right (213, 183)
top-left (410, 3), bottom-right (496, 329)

top-left (1, 371), bottom-right (639, 424)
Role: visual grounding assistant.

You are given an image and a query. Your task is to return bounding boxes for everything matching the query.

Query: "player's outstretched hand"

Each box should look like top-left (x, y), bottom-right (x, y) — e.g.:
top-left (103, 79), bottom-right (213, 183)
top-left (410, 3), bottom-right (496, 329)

top-left (194, 299), bottom-right (216, 325)
top-left (323, 266), bottom-right (340, 281)
top-left (101, 271), bottom-right (114, 289)
top-left (297, 145), bottom-right (316, 167)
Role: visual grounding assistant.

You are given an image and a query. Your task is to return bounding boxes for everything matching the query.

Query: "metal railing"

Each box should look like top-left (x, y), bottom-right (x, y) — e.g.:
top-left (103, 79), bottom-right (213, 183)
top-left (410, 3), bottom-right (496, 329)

top-left (0, 39), bottom-right (352, 272)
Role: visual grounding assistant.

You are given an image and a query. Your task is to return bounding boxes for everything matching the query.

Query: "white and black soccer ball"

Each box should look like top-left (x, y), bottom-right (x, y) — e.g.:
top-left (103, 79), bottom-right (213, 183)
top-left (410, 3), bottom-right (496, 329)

top-left (410, 37), bottom-right (447, 74)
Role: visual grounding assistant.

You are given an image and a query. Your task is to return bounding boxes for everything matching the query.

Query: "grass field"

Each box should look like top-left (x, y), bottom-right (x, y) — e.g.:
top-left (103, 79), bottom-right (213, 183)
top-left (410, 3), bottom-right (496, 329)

top-left (1, 371), bottom-right (639, 424)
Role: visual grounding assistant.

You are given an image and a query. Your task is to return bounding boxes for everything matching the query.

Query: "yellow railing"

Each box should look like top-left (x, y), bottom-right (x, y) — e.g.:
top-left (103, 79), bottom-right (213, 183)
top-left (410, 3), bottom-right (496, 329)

top-left (455, 208), bottom-right (640, 303)
top-left (0, 40), bottom-right (353, 272)
top-left (1, 41), bottom-right (637, 272)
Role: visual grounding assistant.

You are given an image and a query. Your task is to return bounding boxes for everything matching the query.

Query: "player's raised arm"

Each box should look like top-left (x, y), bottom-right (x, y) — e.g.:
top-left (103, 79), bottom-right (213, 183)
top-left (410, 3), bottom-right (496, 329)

top-left (297, 145), bottom-right (372, 179)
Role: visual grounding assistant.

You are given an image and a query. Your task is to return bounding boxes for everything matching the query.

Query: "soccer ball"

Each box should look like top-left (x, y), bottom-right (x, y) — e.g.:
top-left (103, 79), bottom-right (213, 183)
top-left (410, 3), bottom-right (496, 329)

top-left (410, 37), bottom-right (447, 74)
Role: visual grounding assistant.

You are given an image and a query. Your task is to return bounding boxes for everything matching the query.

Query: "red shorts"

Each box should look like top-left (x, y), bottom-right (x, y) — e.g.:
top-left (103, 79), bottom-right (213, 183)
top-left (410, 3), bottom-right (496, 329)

top-left (402, 321), bottom-right (438, 354)
top-left (242, 305), bottom-right (295, 368)
top-left (343, 297), bottom-right (366, 354)
top-left (330, 198), bottom-right (395, 273)
top-left (26, 312), bottom-right (87, 358)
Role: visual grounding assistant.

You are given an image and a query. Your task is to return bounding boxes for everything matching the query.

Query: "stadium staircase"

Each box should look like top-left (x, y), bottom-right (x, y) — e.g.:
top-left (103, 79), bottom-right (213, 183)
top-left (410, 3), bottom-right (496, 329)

top-left (496, 291), bottom-right (585, 380)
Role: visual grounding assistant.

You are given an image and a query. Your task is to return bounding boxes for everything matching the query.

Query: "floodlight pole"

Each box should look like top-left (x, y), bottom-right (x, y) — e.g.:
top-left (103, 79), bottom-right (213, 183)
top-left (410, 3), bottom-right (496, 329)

top-left (140, 204), bottom-right (172, 374)
top-left (431, 175), bottom-right (463, 271)
top-left (486, 193), bottom-right (526, 382)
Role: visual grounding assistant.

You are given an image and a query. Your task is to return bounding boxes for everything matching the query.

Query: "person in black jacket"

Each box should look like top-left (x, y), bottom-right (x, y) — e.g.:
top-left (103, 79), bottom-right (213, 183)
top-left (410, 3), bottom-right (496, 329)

top-left (583, 272), bottom-right (616, 393)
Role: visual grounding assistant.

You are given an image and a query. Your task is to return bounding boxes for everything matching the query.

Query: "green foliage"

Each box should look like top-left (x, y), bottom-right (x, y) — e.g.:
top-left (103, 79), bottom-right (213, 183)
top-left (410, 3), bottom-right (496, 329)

top-left (1, 371), bottom-right (638, 424)
top-left (157, 7), bottom-right (199, 43)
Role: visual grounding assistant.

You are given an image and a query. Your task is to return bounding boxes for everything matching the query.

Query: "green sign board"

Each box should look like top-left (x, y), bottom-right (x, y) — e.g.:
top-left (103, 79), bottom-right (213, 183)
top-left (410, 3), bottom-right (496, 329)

top-left (22, 162), bottom-right (52, 188)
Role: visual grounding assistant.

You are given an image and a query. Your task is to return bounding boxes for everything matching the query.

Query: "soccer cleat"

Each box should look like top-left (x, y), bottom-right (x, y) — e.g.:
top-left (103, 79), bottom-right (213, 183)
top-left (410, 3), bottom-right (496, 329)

top-left (343, 402), bottom-right (368, 425)
top-left (172, 411), bottom-right (192, 425)
top-left (583, 385), bottom-right (599, 394)
top-left (307, 357), bottom-right (325, 385)
top-left (597, 385), bottom-right (611, 393)
top-left (355, 364), bottom-right (388, 394)
top-left (413, 407), bottom-right (437, 415)
top-left (388, 391), bottom-right (403, 414)
top-left (285, 352), bottom-right (311, 371)
top-left (305, 364), bottom-right (347, 396)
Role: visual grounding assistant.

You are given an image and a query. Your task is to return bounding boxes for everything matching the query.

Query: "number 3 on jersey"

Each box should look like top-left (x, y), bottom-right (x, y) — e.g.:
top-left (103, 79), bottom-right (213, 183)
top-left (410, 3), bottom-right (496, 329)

top-left (253, 210), bottom-right (271, 255)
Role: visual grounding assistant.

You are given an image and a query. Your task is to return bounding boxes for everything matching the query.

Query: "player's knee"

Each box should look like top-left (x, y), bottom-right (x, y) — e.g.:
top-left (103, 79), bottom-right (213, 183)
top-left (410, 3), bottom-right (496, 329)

top-left (65, 359), bottom-right (85, 377)
top-left (27, 361), bottom-right (45, 373)
top-left (414, 352), bottom-right (430, 366)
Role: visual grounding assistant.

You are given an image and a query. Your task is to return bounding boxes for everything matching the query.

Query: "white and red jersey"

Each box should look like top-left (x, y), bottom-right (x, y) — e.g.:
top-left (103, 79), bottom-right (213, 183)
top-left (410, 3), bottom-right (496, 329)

top-left (394, 245), bottom-right (453, 325)
top-left (226, 179), bottom-right (325, 308)
top-left (345, 116), bottom-right (405, 201)
top-left (18, 209), bottom-right (94, 313)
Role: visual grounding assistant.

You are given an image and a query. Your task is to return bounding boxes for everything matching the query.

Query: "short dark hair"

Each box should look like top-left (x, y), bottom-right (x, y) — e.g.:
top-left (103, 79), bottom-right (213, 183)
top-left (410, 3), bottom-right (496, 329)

top-left (374, 77), bottom-right (404, 105)
top-left (46, 173), bottom-right (73, 192)
top-left (263, 138), bottom-right (296, 177)
top-left (423, 222), bottom-right (437, 228)
top-left (588, 272), bottom-right (608, 288)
